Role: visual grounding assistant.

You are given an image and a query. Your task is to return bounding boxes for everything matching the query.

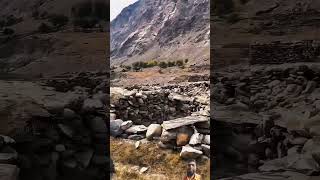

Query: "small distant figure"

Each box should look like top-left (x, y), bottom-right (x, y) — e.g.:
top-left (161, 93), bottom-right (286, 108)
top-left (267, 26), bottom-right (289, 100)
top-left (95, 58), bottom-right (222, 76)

top-left (183, 159), bottom-right (201, 180)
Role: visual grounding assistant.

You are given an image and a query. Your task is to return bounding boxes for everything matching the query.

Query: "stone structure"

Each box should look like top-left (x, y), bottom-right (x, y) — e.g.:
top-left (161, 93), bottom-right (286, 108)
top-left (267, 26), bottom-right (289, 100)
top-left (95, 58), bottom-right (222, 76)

top-left (250, 40), bottom-right (320, 64)
top-left (110, 82), bottom-right (210, 159)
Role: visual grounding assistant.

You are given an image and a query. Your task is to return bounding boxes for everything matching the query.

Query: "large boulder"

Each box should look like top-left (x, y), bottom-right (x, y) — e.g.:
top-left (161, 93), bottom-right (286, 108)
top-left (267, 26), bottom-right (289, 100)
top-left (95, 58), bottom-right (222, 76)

top-left (110, 119), bottom-right (123, 137)
top-left (125, 125), bottom-right (147, 134)
top-left (180, 145), bottom-right (203, 159)
top-left (146, 124), bottom-right (162, 140)
top-left (89, 117), bottom-right (107, 133)
top-left (82, 98), bottom-right (103, 112)
top-left (189, 133), bottom-right (204, 145)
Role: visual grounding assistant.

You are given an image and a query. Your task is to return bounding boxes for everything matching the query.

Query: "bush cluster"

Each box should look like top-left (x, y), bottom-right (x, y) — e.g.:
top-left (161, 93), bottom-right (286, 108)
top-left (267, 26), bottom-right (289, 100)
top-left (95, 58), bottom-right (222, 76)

top-left (121, 60), bottom-right (186, 71)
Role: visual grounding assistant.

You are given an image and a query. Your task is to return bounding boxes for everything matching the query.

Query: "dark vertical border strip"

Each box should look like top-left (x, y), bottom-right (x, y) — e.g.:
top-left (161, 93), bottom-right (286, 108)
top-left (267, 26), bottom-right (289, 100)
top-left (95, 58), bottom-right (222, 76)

top-left (105, 0), bottom-right (111, 179)
top-left (210, 0), bottom-right (215, 179)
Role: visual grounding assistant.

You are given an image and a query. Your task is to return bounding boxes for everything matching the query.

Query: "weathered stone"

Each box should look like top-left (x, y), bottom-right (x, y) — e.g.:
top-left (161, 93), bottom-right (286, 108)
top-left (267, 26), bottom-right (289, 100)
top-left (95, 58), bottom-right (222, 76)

top-left (162, 116), bottom-right (208, 130)
top-left (0, 150), bottom-right (18, 164)
top-left (289, 137), bottom-right (308, 146)
top-left (160, 129), bottom-right (177, 143)
top-left (74, 149), bottom-right (94, 168)
top-left (89, 116), bottom-right (107, 133)
top-left (110, 113), bottom-right (116, 121)
top-left (63, 108), bottom-right (76, 120)
top-left (180, 145), bottom-right (203, 159)
top-left (82, 98), bottom-right (103, 112)
top-left (146, 124), bottom-right (162, 140)
top-left (0, 164), bottom-right (19, 180)
top-left (128, 135), bottom-right (144, 141)
top-left (139, 167), bottom-right (149, 174)
top-left (189, 133), bottom-right (204, 145)
top-left (125, 125), bottom-right (147, 134)
top-left (201, 144), bottom-right (210, 157)
top-left (58, 124), bottom-right (74, 138)
top-left (202, 135), bottom-right (210, 145)
top-left (0, 136), bottom-right (15, 144)
top-left (110, 119), bottom-right (123, 137)
top-left (121, 121), bottom-right (133, 130)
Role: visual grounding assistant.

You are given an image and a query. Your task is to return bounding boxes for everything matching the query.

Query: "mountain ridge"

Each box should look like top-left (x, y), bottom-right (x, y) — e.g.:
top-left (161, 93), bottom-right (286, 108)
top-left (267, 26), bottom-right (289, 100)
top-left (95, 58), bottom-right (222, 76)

top-left (110, 0), bottom-right (210, 66)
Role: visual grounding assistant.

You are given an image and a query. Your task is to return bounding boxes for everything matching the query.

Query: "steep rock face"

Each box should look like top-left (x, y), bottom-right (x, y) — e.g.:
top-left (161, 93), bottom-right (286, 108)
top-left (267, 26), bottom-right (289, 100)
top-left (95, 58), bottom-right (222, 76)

top-left (111, 0), bottom-right (210, 65)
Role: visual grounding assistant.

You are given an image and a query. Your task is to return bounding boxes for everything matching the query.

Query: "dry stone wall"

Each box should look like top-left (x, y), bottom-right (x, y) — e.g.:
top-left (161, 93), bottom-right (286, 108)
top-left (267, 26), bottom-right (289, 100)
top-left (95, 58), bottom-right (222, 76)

top-left (213, 63), bottom-right (320, 179)
top-left (111, 82), bottom-right (210, 126)
top-left (250, 40), bottom-right (320, 65)
top-left (110, 82), bottom-right (210, 160)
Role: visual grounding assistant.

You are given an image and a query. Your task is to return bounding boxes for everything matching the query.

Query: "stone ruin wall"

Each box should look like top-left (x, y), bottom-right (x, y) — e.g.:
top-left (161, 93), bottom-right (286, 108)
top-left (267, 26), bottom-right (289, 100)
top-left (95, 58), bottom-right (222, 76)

top-left (110, 82), bottom-right (210, 126)
top-left (250, 40), bottom-right (320, 65)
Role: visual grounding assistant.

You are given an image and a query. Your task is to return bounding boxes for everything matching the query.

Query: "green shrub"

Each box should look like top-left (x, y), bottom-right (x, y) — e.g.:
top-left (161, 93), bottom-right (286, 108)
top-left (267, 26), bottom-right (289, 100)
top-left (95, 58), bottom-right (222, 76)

top-left (176, 60), bottom-right (184, 67)
top-left (147, 60), bottom-right (158, 67)
top-left (38, 23), bottom-right (52, 33)
top-left (159, 62), bottom-right (168, 68)
top-left (184, 59), bottom-right (189, 63)
top-left (168, 61), bottom-right (176, 67)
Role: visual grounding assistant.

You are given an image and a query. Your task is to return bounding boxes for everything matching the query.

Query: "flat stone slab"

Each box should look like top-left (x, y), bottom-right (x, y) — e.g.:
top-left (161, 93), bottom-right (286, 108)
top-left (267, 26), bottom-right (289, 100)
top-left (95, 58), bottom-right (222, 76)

top-left (213, 105), bottom-right (261, 125)
top-left (219, 171), bottom-right (320, 180)
top-left (0, 164), bottom-right (19, 180)
top-left (162, 116), bottom-right (209, 130)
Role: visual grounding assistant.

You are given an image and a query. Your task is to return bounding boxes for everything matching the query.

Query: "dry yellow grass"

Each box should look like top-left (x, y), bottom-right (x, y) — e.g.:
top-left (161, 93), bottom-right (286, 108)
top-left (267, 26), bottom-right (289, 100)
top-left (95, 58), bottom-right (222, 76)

top-left (110, 138), bottom-right (210, 180)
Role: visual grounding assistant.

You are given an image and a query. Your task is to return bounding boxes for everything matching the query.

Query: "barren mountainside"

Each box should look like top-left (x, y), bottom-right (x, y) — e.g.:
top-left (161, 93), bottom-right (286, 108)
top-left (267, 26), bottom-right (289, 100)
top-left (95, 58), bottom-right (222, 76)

top-left (111, 0), bottom-right (210, 66)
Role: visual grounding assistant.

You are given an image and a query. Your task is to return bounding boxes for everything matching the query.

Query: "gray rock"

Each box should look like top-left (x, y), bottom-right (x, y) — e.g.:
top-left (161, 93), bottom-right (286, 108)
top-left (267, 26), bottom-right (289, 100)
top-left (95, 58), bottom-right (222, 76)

top-left (125, 125), bottom-right (147, 134)
top-left (89, 116), bottom-right (107, 133)
top-left (180, 145), bottom-right (203, 159)
top-left (63, 108), bottom-right (76, 120)
top-left (202, 135), bottom-right (210, 145)
top-left (55, 144), bottom-right (66, 152)
top-left (110, 113), bottom-right (116, 121)
top-left (121, 121), bottom-right (133, 130)
top-left (128, 135), bottom-right (144, 140)
top-left (160, 129), bottom-right (177, 143)
top-left (110, 119), bottom-right (123, 137)
top-left (44, 101), bottom-right (65, 114)
top-left (0, 135), bottom-right (15, 144)
top-left (0, 150), bottom-right (18, 164)
top-left (63, 158), bottom-right (77, 169)
top-left (82, 98), bottom-right (103, 112)
top-left (201, 144), bottom-right (210, 157)
top-left (162, 116), bottom-right (208, 130)
top-left (289, 137), bottom-right (308, 146)
top-left (302, 81), bottom-right (317, 94)
top-left (74, 149), bottom-right (94, 168)
top-left (189, 133), bottom-right (204, 145)
top-left (58, 124), bottom-right (74, 138)
top-left (146, 124), bottom-right (162, 140)
top-left (0, 164), bottom-right (19, 180)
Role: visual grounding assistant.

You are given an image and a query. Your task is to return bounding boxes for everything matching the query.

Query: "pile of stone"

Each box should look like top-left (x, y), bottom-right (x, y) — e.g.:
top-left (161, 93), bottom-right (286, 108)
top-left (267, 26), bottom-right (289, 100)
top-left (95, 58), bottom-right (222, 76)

top-left (250, 40), bottom-right (320, 65)
top-left (110, 83), bottom-right (209, 126)
top-left (110, 82), bottom-right (210, 160)
top-left (0, 135), bottom-right (19, 180)
top-left (45, 71), bottom-right (108, 93)
top-left (0, 76), bottom-right (110, 180)
top-left (213, 64), bottom-right (320, 179)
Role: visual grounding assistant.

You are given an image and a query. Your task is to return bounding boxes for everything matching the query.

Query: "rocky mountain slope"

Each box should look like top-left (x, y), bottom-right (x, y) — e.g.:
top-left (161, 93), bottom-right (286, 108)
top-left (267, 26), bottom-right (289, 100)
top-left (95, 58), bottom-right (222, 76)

top-left (0, 0), bottom-right (108, 78)
top-left (212, 0), bottom-right (320, 179)
top-left (110, 0), bottom-right (210, 66)
top-left (212, 0), bottom-right (320, 69)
